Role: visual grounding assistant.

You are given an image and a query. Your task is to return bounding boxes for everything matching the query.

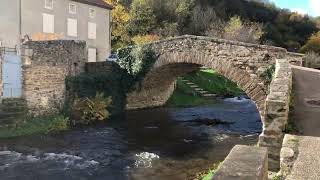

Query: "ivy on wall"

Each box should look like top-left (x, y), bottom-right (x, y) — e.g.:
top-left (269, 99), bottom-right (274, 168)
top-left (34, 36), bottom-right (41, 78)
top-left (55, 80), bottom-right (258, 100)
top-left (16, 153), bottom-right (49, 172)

top-left (65, 45), bottom-right (158, 117)
top-left (65, 67), bottom-right (128, 117)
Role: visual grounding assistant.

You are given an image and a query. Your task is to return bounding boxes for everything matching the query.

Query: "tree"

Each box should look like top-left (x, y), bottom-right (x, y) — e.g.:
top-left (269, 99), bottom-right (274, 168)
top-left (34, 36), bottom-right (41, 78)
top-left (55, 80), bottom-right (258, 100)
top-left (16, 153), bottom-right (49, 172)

top-left (132, 34), bottom-right (160, 45)
top-left (301, 32), bottom-right (320, 54)
top-left (223, 16), bottom-right (264, 43)
top-left (127, 0), bottom-right (157, 36)
top-left (105, 0), bottom-right (130, 49)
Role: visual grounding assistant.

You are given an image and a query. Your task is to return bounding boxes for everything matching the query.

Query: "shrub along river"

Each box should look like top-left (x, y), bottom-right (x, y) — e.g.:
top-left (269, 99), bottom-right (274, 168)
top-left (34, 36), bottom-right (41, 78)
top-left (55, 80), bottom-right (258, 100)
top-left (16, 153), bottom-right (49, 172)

top-left (0, 97), bottom-right (261, 180)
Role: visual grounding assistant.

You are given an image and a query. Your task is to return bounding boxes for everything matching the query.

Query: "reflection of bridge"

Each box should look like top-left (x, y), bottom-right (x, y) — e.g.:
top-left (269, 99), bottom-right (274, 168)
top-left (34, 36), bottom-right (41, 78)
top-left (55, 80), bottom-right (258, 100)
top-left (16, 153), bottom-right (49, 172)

top-left (123, 35), bottom-right (304, 170)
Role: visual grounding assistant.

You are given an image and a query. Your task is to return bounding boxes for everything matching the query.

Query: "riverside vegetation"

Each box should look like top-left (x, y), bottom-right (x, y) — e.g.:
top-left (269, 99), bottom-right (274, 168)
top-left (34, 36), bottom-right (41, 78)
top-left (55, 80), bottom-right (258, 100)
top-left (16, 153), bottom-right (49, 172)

top-left (0, 45), bottom-right (157, 138)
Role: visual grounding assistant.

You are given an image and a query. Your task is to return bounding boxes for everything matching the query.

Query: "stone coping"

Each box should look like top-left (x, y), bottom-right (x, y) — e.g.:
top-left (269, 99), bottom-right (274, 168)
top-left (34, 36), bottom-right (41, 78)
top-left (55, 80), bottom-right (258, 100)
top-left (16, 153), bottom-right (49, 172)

top-left (267, 59), bottom-right (292, 102)
top-left (213, 145), bottom-right (268, 180)
top-left (143, 35), bottom-right (287, 52)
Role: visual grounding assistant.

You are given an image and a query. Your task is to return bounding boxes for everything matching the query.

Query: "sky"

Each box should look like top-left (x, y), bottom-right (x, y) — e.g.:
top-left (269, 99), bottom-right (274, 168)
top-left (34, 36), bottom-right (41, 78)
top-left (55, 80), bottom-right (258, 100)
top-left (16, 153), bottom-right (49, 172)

top-left (271, 0), bottom-right (320, 17)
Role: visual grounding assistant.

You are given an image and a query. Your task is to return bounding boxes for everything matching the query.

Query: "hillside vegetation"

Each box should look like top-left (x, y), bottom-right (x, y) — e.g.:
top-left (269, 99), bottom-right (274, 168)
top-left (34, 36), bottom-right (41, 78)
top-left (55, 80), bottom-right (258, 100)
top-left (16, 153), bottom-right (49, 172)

top-left (106, 0), bottom-right (319, 52)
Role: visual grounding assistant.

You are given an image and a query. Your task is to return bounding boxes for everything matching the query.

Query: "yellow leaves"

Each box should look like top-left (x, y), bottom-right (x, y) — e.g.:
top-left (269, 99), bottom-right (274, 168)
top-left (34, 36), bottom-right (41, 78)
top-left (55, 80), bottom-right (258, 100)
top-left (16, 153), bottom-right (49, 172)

top-left (104, 0), bottom-right (130, 48)
top-left (72, 92), bottom-right (112, 124)
top-left (132, 34), bottom-right (160, 45)
top-left (31, 32), bottom-right (64, 41)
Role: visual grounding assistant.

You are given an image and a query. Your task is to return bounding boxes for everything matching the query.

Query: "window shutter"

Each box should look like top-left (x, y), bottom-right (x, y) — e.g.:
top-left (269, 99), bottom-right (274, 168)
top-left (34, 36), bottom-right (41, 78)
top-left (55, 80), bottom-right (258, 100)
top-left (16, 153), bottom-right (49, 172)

top-left (67, 18), bottom-right (77, 37)
top-left (88, 22), bottom-right (96, 39)
top-left (43, 13), bottom-right (54, 33)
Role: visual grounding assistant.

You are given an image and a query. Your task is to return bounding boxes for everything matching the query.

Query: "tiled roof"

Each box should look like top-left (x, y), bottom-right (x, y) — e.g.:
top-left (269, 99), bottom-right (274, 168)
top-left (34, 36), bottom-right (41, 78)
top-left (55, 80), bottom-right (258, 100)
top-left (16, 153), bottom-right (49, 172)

top-left (71, 0), bottom-right (113, 10)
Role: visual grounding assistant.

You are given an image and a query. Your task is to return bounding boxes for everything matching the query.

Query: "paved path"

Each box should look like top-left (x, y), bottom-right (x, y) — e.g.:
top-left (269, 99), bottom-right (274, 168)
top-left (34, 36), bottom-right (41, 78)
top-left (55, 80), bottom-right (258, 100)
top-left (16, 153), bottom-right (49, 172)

top-left (286, 136), bottom-right (320, 180)
top-left (281, 66), bottom-right (320, 180)
top-left (291, 66), bottom-right (320, 136)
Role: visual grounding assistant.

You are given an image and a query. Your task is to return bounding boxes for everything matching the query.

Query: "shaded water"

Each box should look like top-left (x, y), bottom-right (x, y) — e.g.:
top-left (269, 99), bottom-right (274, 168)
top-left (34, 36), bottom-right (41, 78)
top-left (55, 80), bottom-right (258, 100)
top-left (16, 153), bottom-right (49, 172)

top-left (0, 97), bottom-right (262, 180)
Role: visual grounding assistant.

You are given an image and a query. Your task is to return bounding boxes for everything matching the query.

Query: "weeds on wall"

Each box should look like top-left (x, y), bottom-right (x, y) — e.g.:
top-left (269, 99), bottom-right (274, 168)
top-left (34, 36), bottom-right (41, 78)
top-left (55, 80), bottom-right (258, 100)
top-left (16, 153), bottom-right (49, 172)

top-left (260, 64), bottom-right (276, 86)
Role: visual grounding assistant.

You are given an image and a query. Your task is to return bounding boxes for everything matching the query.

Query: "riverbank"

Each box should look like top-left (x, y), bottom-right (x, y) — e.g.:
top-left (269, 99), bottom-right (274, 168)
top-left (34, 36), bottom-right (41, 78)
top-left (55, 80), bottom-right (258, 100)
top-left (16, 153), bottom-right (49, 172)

top-left (0, 115), bottom-right (70, 139)
top-left (167, 69), bottom-right (244, 107)
top-left (0, 102), bottom-right (261, 180)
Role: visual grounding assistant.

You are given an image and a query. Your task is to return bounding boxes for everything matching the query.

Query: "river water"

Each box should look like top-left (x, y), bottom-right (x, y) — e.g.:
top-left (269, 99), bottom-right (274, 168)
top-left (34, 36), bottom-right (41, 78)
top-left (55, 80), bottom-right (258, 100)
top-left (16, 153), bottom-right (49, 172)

top-left (0, 97), bottom-right (262, 180)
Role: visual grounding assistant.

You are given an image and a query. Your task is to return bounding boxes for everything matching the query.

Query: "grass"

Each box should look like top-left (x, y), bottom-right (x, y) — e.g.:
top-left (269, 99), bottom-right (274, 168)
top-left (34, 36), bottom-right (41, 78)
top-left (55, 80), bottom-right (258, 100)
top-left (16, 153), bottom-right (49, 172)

top-left (166, 79), bottom-right (207, 107)
top-left (0, 114), bottom-right (70, 138)
top-left (184, 69), bottom-right (244, 97)
top-left (167, 69), bottom-right (243, 107)
top-left (201, 162), bottom-right (223, 180)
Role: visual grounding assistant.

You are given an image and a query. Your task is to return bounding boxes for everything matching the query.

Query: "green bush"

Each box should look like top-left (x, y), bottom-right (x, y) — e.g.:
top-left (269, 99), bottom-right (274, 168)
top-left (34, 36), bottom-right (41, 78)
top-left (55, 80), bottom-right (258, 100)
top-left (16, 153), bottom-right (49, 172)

top-left (301, 32), bottom-right (320, 54)
top-left (66, 67), bottom-right (128, 117)
top-left (117, 45), bottom-right (158, 91)
top-left (71, 92), bottom-right (112, 125)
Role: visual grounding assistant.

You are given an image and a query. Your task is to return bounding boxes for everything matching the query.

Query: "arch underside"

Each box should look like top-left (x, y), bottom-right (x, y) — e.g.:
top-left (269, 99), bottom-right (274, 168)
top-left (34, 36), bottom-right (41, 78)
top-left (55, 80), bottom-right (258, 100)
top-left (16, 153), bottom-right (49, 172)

top-left (126, 51), bottom-right (268, 119)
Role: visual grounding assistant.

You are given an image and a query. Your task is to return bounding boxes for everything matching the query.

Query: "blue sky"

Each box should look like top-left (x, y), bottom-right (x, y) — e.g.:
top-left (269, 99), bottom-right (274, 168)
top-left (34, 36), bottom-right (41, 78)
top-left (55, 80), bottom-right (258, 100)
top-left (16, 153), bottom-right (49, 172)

top-left (271, 0), bottom-right (320, 17)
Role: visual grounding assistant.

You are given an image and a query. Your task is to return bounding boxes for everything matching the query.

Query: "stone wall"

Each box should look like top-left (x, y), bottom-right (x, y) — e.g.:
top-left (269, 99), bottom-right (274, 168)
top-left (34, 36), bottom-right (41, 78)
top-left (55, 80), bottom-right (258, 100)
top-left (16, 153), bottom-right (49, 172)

top-left (85, 61), bottom-right (117, 73)
top-left (21, 40), bottom-right (87, 115)
top-left (287, 52), bottom-right (305, 66)
top-left (259, 59), bottom-right (292, 170)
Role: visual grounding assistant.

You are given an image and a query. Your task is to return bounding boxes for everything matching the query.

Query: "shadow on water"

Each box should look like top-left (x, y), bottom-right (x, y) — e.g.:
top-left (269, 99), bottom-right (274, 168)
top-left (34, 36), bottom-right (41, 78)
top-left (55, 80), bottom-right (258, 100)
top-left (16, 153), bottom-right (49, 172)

top-left (0, 97), bottom-right (262, 180)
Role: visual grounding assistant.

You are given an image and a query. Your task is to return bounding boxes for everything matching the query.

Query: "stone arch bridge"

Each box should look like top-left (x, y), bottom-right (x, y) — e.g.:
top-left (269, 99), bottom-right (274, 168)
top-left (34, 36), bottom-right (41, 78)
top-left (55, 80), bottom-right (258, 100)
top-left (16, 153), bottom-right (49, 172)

top-left (123, 35), bottom-right (303, 170)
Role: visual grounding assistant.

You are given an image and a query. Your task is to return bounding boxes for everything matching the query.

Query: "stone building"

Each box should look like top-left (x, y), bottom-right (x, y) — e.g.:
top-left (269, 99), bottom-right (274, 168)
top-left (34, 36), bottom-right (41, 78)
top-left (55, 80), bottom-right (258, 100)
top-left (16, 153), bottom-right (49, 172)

top-left (0, 0), bottom-right (112, 62)
top-left (0, 40), bottom-right (87, 115)
top-left (0, 0), bottom-right (112, 99)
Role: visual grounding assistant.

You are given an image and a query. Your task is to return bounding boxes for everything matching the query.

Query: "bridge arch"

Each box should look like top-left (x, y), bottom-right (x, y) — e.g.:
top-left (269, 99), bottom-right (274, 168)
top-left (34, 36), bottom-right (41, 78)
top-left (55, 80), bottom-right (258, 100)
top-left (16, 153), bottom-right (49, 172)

top-left (127, 50), bottom-right (268, 119)
top-left (124, 35), bottom-right (295, 170)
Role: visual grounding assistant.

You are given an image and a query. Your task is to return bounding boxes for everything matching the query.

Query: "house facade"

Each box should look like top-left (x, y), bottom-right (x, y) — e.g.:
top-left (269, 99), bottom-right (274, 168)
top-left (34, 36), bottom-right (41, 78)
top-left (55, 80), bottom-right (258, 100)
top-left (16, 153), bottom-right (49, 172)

top-left (0, 0), bottom-right (112, 62)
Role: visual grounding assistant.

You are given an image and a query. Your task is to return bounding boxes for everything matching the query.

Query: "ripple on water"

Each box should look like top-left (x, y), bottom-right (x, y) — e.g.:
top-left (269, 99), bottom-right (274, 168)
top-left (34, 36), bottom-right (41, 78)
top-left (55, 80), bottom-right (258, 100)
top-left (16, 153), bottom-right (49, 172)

top-left (134, 152), bottom-right (160, 168)
top-left (0, 151), bottom-right (99, 171)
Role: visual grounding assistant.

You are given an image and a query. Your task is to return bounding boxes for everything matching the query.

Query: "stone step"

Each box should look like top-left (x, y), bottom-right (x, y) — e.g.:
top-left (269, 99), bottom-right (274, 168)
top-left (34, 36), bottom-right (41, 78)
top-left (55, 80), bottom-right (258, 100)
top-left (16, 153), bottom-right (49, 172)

top-left (181, 78), bottom-right (217, 98)
top-left (203, 94), bottom-right (217, 97)
top-left (198, 90), bottom-right (209, 94)
top-left (194, 88), bottom-right (204, 91)
top-left (186, 82), bottom-right (195, 85)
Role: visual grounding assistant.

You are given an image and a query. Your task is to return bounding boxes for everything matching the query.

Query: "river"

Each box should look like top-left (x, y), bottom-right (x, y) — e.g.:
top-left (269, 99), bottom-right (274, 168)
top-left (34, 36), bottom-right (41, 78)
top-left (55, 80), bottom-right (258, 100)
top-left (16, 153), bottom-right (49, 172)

top-left (0, 97), bottom-right (262, 180)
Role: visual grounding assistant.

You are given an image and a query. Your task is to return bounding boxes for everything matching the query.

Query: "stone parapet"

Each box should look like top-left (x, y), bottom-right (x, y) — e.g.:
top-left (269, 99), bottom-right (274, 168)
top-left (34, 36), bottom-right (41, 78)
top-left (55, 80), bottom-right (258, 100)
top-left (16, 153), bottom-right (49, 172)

top-left (214, 145), bottom-right (268, 180)
top-left (259, 59), bottom-right (292, 170)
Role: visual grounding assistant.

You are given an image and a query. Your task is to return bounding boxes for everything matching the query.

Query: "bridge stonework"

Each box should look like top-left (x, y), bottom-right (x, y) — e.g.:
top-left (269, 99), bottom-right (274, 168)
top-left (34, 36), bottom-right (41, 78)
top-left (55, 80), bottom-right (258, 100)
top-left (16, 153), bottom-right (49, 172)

top-left (125, 35), bottom-right (300, 170)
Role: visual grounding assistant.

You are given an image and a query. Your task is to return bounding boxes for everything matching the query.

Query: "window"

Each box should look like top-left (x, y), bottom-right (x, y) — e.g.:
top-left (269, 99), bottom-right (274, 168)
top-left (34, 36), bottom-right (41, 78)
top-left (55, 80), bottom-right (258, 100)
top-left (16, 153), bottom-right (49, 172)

top-left (89, 8), bottom-right (96, 18)
top-left (88, 48), bottom-right (97, 62)
top-left (45, 0), bottom-right (53, 9)
top-left (69, 3), bottom-right (76, 14)
top-left (88, 22), bottom-right (96, 39)
top-left (67, 18), bottom-right (77, 37)
top-left (43, 13), bottom-right (54, 33)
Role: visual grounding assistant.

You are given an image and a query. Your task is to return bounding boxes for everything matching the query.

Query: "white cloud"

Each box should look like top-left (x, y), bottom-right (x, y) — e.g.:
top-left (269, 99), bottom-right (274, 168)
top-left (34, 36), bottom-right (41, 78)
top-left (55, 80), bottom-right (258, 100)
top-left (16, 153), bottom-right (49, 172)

top-left (310, 0), bottom-right (320, 17)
